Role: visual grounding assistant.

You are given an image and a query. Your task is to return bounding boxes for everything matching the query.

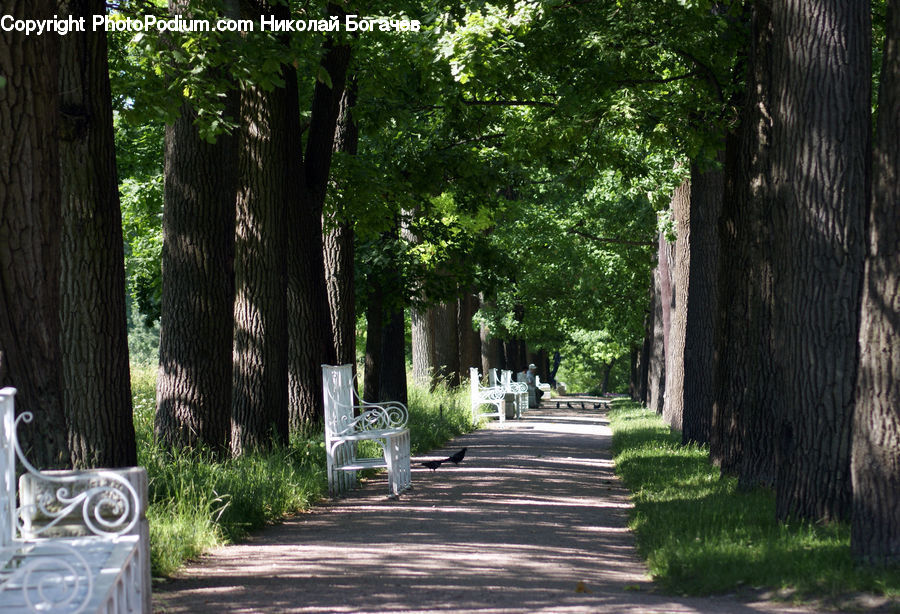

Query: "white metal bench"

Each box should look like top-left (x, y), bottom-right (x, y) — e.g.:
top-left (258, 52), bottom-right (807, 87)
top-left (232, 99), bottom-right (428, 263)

top-left (501, 370), bottom-right (528, 418)
top-left (0, 387), bottom-right (149, 614)
top-left (322, 365), bottom-right (411, 498)
top-left (469, 368), bottom-right (505, 423)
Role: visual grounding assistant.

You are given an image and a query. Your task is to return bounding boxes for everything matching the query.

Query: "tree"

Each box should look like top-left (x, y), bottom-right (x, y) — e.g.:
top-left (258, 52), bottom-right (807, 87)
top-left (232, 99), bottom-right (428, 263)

top-left (231, 0), bottom-right (294, 454)
top-left (156, 0), bottom-right (238, 455)
top-left (710, 1), bottom-right (778, 488)
top-left (324, 80), bottom-right (359, 368)
top-left (665, 159), bottom-right (722, 445)
top-left (0, 0), bottom-right (70, 468)
top-left (58, 0), bottom-right (137, 468)
top-left (851, 0), bottom-right (900, 564)
top-left (769, 0), bottom-right (870, 522)
top-left (286, 11), bottom-right (349, 429)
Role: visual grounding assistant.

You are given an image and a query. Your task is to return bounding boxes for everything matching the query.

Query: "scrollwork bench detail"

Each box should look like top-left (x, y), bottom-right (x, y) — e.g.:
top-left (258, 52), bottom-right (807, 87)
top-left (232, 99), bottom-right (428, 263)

top-left (0, 387), bottom-right (150, 613)
top-left (470, 368), bottom-right (506, 423)
top-left (322, 365), bottom-right (412, 498)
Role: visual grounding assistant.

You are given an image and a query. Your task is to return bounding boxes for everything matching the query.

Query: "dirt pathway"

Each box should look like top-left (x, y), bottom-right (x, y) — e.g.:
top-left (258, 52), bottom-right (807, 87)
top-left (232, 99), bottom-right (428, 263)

top-left (153, 401), bottom-right (823, 613)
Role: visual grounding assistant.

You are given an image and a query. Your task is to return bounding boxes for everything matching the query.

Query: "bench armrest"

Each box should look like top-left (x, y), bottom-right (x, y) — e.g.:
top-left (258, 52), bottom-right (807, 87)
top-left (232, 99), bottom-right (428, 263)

top-left (332, 402), bottom-right (408, 437)
top-left (475, 387), bottom-right (506, 402)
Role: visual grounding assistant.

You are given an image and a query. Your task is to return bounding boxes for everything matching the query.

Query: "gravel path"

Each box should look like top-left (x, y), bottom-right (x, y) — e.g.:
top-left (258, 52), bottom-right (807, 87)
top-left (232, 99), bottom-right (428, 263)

top-left (153, 400), bottom-right (825, 613)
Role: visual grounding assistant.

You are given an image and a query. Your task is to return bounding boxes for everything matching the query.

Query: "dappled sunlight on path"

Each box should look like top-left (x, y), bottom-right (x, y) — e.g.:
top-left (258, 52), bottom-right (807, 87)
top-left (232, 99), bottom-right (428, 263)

top-left (153, 398), bottom-right (821, 613)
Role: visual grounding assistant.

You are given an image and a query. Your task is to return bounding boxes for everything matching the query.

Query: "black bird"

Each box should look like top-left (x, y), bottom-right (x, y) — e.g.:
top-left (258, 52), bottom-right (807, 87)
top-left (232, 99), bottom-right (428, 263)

top-left (580, 402), bottom-right (585, 409)
top-left (446, 447), bottom-right (467, 465)
top-left (566, 402), bottom-right (573, 409)
top-left (555, 401), bottom-right (560, 409)
top-left (593, 402), bottom-right (603, 409)
top-left (420, 459), bottom-right (443, 472)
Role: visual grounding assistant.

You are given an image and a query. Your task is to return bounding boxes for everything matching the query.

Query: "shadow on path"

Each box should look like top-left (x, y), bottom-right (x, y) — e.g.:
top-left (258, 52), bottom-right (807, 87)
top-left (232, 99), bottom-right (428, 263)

top-left (153, 401), bottom-right (820, 613)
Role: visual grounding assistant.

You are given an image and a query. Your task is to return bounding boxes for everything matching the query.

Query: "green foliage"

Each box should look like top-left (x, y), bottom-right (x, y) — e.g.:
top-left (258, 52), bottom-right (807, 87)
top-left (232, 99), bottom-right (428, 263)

top-left (405, 375), bottom-right (476, 452)
top-left (608, 401), bottom-right (900, 603)
top-left (132, 366), bottom-right (328, 576)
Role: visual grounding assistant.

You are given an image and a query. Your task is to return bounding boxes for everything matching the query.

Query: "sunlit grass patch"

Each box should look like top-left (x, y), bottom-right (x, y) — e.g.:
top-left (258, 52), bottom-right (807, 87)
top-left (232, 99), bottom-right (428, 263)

top-left (608, 400), bottom-right (900, 603)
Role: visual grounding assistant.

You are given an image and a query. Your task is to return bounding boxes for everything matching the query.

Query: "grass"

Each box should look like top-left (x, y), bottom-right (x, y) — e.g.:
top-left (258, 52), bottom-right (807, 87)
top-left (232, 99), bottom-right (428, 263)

top-left (131, 364), bottom-right (474, 577)
top-left (608, 400), bottom-right (900, 606)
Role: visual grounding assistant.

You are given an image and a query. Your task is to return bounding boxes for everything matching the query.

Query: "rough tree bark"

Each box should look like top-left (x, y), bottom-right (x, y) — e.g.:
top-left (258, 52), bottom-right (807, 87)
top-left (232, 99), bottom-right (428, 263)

top-left (379, 307), bottom-right (408, 405)
top-left (647, 231), bottom-right (674, 415)
top-left (769, 0), bottom-right (870, 522)
top-left (712, 1), bottom-right (778, 487)
top-left (362, 279), bottom-right (384, 404)
top-left (231, 2), bottom-right (293, 454)
top-left (679, 160), bottom-right (722, 445)
top-left (0, 1), bottom-right (70, 468)
top-left (410, 306), bottom-right (436, 387)
top-left (58, 0), bottom-right (136, 467)
top-left (663, 179), bottom-right (690, 432)
top-left (324, 80), bottom-right (358, 369)
top-left (479, 295), bottom-right (502, 375)
top-left (851, 0), bottom-right (900, 564)
top-left (457, 289), bottom-right (481, 380)
top-left (286, 21), bottom-right (348, 429)
top-left (156, 0), bottom-right (237, 456)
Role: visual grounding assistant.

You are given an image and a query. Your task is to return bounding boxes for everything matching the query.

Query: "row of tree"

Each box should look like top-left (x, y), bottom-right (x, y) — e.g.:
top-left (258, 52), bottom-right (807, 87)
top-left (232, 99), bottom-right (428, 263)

top-left (1, 0), bottom-right (894, 565)
top-left (632, 0), bottom-right (898, 565)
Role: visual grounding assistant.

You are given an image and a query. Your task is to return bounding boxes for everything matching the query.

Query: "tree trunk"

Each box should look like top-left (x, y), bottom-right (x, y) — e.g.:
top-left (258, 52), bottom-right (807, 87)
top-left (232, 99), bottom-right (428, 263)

top-left (711, 1), bottom-right (778, 488)
top-left (432, 300), bottom-right (459, 387)
top-left (769, 0), bottom-right (870, 522)
top-left (679, 159), bottom-right (722, 445)
top-left (663, 179), bottom-right (690, 432)
top-left (851, 0), bottom-right (900, 564)
top-left (156, 0), bottom-right (237, 457)
top-left (410, 306), bottom-right (435, 387)
top-left (231, 4), bottom-right (292, 454)
top-left (323, 79), bottom-right (358, 369)
top-left (601, 358), bottom-right (615, 395)
top-left (379, 307), bottom-right (408, 405)
top-left (0, 3), bottom-right (70, 468)
top-left (287, 25), bottom-right (348, 430)
top-left (647, 232), bottom-right (674, 415)
top-left (57, 0), bottom-right (136, 468)
top-left (362, 279), bottom-right (384, 404)
top-left (636, 291), bottom-right (654, 404)
top-left (479, 295), bottom-right (502, 375)
top-left (457, 288), bottom-right (481, 380)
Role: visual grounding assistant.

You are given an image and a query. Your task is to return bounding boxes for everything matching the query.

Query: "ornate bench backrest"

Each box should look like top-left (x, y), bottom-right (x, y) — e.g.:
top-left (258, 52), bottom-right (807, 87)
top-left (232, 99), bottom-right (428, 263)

top-left (1, 387), bottom-right (16, 547)
top-left (0, 387), bottom-right (140, 542)
top-left (322, 364), bottom-right (355, 439)
top-left (469, 367), bottom-right (481, 402)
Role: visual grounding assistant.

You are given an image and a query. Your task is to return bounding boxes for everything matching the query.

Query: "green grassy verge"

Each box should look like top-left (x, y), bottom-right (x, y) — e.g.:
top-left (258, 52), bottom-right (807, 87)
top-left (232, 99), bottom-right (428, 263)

top-left (132, 365), bottom-right (474, 577)
top-left (608, 400), bottom-right (899, 605)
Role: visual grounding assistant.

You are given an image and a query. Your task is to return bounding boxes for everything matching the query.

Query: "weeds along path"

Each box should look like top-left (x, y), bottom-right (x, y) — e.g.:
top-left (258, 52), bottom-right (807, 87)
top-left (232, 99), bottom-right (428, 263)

top-left (153, 399), bottom-right (823, 614)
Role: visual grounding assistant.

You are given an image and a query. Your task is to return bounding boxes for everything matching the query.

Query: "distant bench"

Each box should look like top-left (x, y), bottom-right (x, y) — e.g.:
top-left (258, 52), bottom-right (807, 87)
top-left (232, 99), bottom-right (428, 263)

top-left (0, 387), bottom-right (150, 613)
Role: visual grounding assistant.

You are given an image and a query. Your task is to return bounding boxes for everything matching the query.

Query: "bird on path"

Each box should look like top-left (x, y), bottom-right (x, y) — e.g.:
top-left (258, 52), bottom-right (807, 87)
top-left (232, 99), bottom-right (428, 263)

top-left (556, 401), bottom-right (560, 409)
top-left (446, 447), bottom-right (467, 465)
top-left (580, 402), bottom-right (585, 409)
top-left (593, 402), bottom-right (603, 409)
top-left (420, 459), bottom-right (444, 472)
top-left (566, 402), bottom-right (573, 409)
